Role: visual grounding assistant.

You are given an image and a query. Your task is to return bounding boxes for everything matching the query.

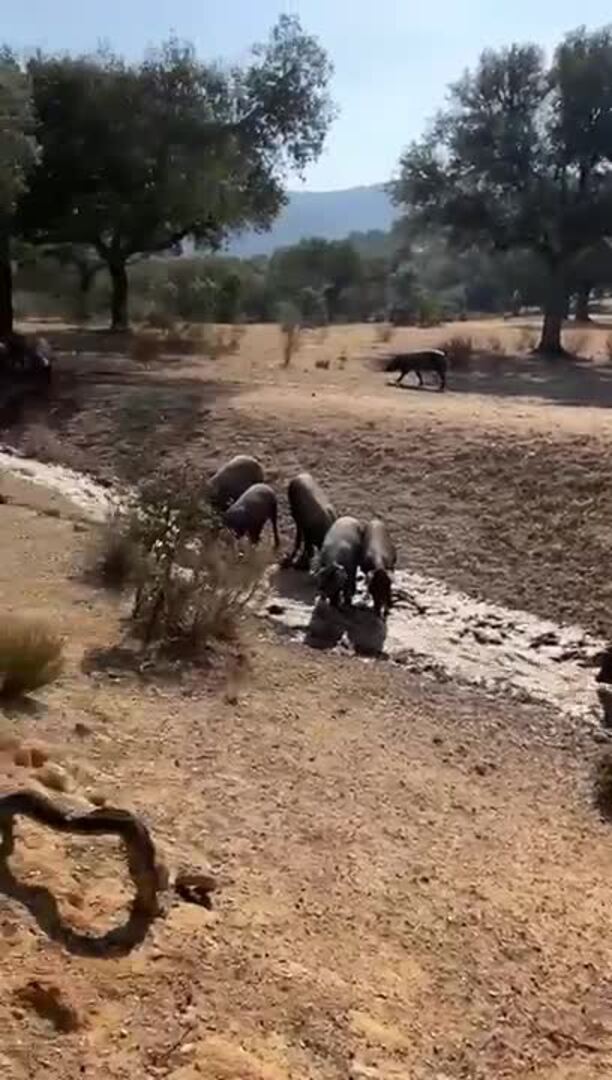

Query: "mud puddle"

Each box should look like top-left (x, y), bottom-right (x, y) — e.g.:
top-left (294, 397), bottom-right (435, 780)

top-left (263, 567), bottom-right (606, 725)
top-left (0, 446), bottom-right (605, 724)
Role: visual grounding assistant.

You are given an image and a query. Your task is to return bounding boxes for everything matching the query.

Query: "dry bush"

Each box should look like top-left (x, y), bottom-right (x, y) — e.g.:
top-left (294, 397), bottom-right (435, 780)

top-left (130, 331), bottom-right (162, 365)
top-left (103, 463), bottom-right (266, 652)
top-left (0, 617), bottom-right (64, 698)
top-left (134, 535), bottom-right (267, 649)
top-left (315, 357), bottom-right (330, 370)
top-left (486, 335), bottom-right (504, 355)
top-left (86, 516), bottom-right (142, 592)
top-left (145, 308), bottom-right (176, 332)
top-left (516, 327), bottom-right (538, 354)
top-left (566, 329), bottom-right (589, 357)
top-left (277, 302), bottom-right (302, 367)
top-left (440, 334), bottom-right (474, 370)
top-left (374, 323), bottom-right (395, 345)
top-left (594, 751), bottom-right (612, 821)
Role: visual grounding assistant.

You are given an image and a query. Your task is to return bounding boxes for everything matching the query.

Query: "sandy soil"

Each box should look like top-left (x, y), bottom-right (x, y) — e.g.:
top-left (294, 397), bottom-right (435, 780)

top-left (0, 319), bottom-right (612, 1078)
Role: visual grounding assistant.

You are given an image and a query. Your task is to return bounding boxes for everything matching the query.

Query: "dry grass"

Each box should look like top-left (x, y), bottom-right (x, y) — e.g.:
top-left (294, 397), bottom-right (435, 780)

top-left (486, 334), bottom-right (504, 355)
top-left (441, 334), bottom-right (474, 369)
top-left (129, 330), bottom-right (162, 365)
top-left (374, 323), bottom-right (395, 345)
top-left (0, 616), bottom-right (63, 698)
top-left (86, 517), bottom-right (142, 592)
top-left (516, 326), bottom-right (538, 354)
top-left (566, 329), bottom-right (590, 357)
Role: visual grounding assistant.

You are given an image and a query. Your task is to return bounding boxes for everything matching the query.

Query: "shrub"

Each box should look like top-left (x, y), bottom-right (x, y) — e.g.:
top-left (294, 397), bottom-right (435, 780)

top-left (277, 301), bottom-right (301, 367)
top-left (87, 518), bottom-right (142, 592)
top-left (134, 535), bottom-right (267, 650)
top-left (123, 465), bottom-right (267, 650)
top-left (440, 334), bottom-right (473, 370)
top-left (486, 335), bottom-right (504, 355)
top-left (0, 617), bottom-right (64, 698)
top-left (130, 331), bottom-right (162, 365)
top-left (594, 751), bottom-right (612, 821)
top-left (516, 327), bottom-right (538, 354)
top-left (566, 329), bottom-right (589, 358)
top-left (145, 308), bottom-right (176, 332)
top-left (374, 323), bottom-right (395, 345)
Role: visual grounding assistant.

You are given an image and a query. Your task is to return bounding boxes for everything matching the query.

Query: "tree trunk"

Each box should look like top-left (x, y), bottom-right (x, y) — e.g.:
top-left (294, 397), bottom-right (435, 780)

top-left (109, 259), bottom-right (129, 331)
top-left (575, 283), bottom-right (592, 323)
top-left (0, 228), bottom-right (13, 337)
top-left (536, 270), bottom-right (567, 356)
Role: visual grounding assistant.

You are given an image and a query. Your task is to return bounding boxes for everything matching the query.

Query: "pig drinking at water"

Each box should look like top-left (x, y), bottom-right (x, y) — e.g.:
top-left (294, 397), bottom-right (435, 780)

top-left (317, 516), bottom-right (364, 608)
top-left (361, 518), bottom-right (397, 618)
top-left (286, 472), bottom-right (336, 569)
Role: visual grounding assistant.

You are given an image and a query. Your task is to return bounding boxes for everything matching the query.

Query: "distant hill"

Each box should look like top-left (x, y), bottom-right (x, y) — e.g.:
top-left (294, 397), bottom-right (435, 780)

top-left (225, 184), bottom-right (397, 257)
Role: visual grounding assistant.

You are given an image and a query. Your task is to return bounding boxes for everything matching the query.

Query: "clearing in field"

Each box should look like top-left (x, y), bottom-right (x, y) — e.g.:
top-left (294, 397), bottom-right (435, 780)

top-left (1, 319), bottom-right (612, 1079)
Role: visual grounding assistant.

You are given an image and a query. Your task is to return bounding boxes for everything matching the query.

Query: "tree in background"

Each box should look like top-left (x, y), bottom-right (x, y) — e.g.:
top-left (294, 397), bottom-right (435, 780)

top-left (0, 49), bottom-right (37, 334)
top-left (268, 237), bottom-right (362, 321)
top-left (19, 16), bottom-right (334, 330)
top-left (393, 27), bottom-right (612, 354)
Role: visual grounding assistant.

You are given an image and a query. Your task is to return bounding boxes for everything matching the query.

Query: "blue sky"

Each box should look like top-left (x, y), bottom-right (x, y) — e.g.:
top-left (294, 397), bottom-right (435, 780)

top-left (6, 1), bottom-right (612, 190)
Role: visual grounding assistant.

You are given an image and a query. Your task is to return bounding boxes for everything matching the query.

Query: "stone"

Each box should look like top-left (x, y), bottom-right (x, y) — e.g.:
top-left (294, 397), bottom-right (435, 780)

top-left (36, 763), bottom-right (70, 793)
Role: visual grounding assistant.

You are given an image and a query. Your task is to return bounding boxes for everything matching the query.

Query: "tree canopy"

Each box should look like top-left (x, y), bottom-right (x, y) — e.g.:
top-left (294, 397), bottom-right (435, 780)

top-left (392, 26), bottom-right (612, 352)
top-left (18, 15), bottom-right (335, 329)
top-left (0, 49), bottom-right (38, 333)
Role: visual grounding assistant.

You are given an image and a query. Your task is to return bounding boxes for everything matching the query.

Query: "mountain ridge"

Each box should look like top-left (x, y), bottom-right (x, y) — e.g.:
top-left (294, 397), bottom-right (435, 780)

top-left (225, 183), bottom-right (397, 257)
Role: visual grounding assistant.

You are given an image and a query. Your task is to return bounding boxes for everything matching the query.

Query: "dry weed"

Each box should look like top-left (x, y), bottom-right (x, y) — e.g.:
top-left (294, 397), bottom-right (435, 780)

top-left (440, 335), bottom-right (473, 370)
top-left (486, 335), bottom-right (504, 355)
top-left (374, 323), bottom-right (395, 345)
top-left (130, 331), bottom-right (162, 365)
top-left (566, 330), bottom-right (589, 358)
top-left (0, 617), bottom-right (64, 698)
top-left (516, 327), bottom-right (538, 354)
top-left (86, 516), bottom-right (142, 592)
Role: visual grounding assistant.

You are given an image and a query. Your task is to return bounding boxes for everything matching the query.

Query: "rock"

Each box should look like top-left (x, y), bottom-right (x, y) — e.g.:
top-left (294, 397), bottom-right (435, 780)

top-left (14, 980), bottom-right (81, 1033)
top-left (88, 790), bottom-right (107, 807)
top-left (13, 747), bottom-right (32, 767)
top-left (29, 743), bottom-right (49, 768)
top-left (175, 869), bottom-right (218, 909)
top-left (74, 722), bottom-right (91, 738)
top-left (36, 763), bottom-right (70, 794)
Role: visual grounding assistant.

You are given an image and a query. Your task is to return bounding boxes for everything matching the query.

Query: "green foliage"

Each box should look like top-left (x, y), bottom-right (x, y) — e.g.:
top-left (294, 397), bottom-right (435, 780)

top-left (0, 49), bottom-right (38, 215)
top-left (18, 17), bottom-right (334, 328)
top-left (393, 27), bottom-right (612, 353)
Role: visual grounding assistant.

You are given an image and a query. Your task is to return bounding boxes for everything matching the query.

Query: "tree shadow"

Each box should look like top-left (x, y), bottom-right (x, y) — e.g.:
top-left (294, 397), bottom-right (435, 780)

top-left (447, 351), bottom-right (612, 409)
top-left (269, 566), bottom-right (319, 605)
top-left (345, 605), bottom-right (388, 656)
top-left (0, 806), bottom-right (159, 958)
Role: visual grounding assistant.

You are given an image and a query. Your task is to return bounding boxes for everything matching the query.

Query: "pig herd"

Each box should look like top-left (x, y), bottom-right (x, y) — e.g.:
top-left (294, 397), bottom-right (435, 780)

top-left (209, 454), bottom-right (397, 619)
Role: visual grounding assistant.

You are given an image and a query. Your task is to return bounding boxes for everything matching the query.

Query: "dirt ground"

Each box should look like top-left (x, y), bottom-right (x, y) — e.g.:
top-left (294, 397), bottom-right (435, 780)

top-left (1, 318), bottom-right (612, 1078)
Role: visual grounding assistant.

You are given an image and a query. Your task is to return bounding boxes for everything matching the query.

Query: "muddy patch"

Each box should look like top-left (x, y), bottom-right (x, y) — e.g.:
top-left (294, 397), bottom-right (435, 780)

top-left (0, 446), bottom-right (114, 522)
top-left (264, 567), bottom-right (606, 725)
top-left (0, 447), bottom-right (605, 725)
